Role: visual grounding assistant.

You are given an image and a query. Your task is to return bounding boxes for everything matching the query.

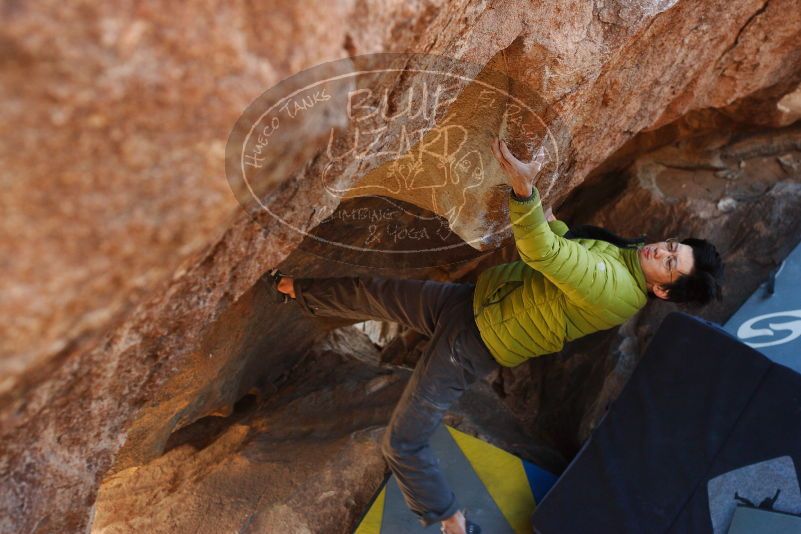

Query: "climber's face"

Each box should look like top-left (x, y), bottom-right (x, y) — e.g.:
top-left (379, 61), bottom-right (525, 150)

top-left (639, 239), bottom-right (695, 300)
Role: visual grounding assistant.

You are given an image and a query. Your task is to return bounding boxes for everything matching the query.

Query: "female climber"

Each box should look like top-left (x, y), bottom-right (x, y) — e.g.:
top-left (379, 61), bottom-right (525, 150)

top-left (269, 137), bottom-right (723, 534)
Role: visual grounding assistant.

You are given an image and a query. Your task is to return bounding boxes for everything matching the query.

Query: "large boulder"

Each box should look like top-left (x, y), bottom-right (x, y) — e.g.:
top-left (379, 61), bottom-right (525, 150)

top-left (2, 1), bottom-right (800, 533)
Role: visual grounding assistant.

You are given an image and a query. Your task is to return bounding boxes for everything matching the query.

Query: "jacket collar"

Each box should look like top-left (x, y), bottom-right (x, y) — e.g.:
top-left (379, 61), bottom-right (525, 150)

top-left (621, 247), bottom-right (648, 295)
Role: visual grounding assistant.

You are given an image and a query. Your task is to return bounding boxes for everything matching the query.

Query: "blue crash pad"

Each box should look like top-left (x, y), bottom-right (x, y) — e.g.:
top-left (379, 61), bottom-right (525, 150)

top-left (530, 313), bottom-right (801, 534)
top-left (354, 425), bottom-right (557, 533)
top-left (724, 239), bottom-right (801, 374)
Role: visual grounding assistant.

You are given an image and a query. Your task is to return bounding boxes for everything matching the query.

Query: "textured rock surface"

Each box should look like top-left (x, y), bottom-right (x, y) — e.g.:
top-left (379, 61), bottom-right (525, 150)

top-left (90, 330), bottom-right (559, 534)
top-left (5, 0), bottom-right (801, 392)
top-left (0, 0), bottom-right (421, 395)
top-left (2, 1), bottom-right (801, 533)
top-left (92, 347), bottom-right (407, 534)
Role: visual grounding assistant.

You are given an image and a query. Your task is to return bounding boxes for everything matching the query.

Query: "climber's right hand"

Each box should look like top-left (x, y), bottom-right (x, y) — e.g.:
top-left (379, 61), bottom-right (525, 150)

top-left (490, 137), bottom-right (546, 199)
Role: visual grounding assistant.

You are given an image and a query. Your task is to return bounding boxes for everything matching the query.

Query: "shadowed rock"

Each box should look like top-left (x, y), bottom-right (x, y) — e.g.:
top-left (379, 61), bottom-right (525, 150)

top-left (2, 2), bottom-right (801, 533)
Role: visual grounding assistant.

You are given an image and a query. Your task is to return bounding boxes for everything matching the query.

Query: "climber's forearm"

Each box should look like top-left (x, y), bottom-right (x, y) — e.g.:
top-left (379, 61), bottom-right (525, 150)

top-left (511, 182), bottom-right (533, 199)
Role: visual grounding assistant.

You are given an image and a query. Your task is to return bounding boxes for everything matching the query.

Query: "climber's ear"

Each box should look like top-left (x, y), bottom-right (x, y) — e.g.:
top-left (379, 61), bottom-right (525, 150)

top-left (652, 284), bottom-right (670, 300)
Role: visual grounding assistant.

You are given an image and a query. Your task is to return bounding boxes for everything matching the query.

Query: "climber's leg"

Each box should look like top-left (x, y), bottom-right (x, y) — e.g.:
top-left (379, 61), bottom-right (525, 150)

top-left (379, 284), bottom-right (498, 526)
top-left (290, 276), bottom-right (468, 338)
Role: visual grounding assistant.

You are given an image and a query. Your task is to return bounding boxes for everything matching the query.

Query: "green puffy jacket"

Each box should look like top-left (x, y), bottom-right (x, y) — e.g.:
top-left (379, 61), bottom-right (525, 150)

top-left (472, 187), bottom-right (648, 367)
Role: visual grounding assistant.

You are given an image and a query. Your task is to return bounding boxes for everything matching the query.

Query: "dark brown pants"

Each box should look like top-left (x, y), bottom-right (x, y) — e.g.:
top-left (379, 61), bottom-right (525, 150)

top-left (292, 276), bottom-right (499, 526)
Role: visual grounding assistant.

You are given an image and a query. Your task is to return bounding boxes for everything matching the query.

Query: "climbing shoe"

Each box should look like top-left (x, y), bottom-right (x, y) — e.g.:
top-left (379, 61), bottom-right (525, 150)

top-left (266, 268), bottom-right (290, 304)
top-left (465, 519), bottom-right (481, 534)
top-left (440, 517), bottom-right (481, 534)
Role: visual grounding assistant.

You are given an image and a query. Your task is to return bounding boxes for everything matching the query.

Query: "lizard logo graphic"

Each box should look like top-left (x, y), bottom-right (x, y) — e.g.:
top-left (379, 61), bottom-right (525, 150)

top-left (226, 53), bottom-right (558, 268)
top-left (736, 309), bottom-right (801, 348)
top-left (321, 123), bottom-right (485, 227)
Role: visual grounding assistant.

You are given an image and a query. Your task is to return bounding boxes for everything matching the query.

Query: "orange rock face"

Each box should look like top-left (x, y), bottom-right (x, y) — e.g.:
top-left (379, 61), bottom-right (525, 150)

top-left (1, 1), bottom-right (800, 533)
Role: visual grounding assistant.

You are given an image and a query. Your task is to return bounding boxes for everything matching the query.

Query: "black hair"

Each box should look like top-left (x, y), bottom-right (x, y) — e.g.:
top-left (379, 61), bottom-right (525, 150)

top-left (564, 225), bottom-right (724, 305)
top-left (661, 237), bottom-right (724, 305)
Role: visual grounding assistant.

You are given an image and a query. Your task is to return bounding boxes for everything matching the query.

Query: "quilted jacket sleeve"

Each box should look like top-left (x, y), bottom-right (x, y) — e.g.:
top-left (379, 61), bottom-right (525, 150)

top-left (548, 219), bottom-right (569, 237)
top-left (509, 187), bottom-right (616, 308)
